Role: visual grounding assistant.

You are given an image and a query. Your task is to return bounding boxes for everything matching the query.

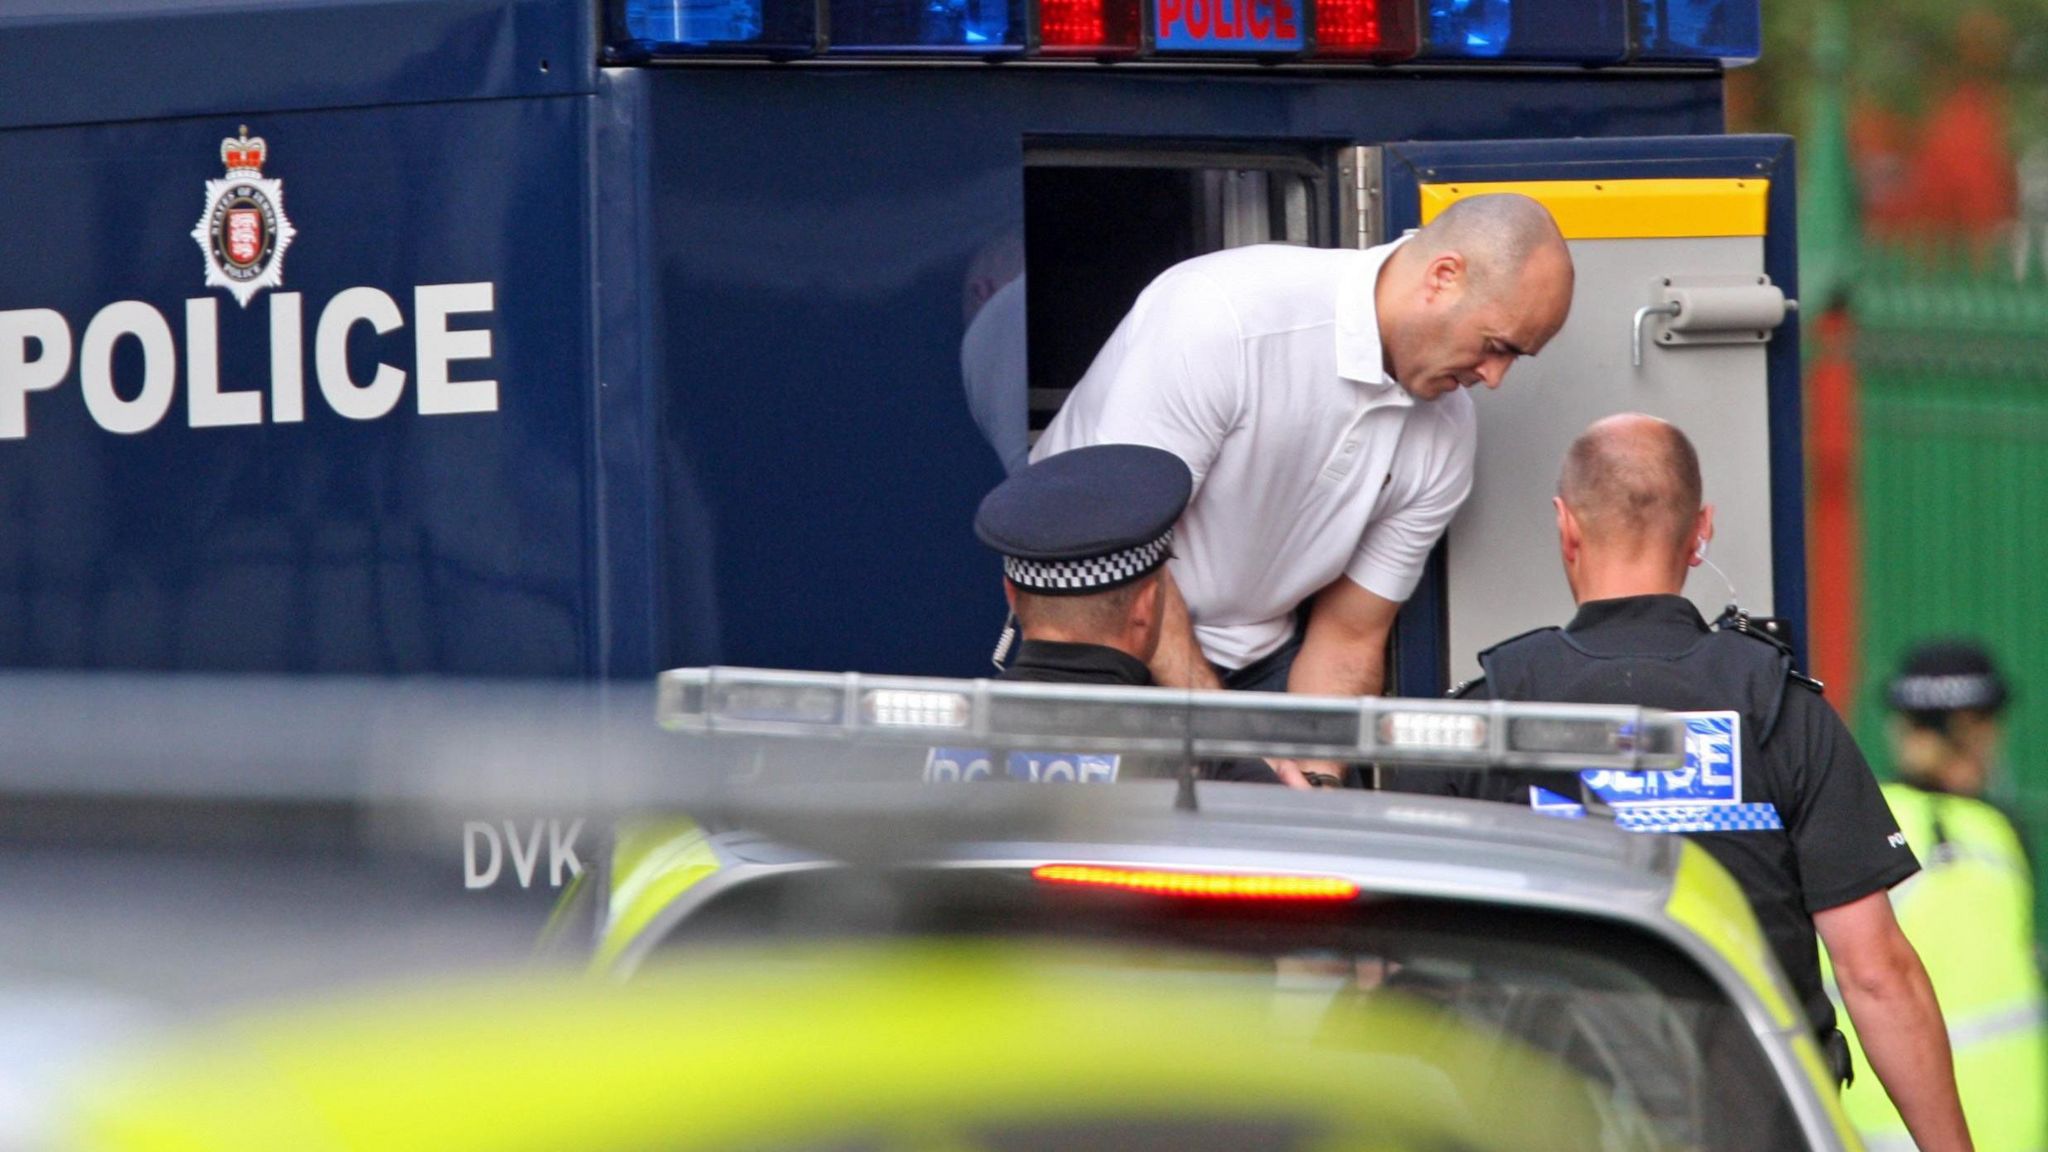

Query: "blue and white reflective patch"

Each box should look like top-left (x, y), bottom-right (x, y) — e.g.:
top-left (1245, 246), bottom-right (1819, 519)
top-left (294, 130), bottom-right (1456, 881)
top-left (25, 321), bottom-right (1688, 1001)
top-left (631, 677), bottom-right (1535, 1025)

top-left (924, 747), bottom-right (1119, 784)
top-left (1530, 787), bottom-right (1783, 832)
top-left (1529, 711), bottom-right (1781, 834)
top-left (1530, 786), bottom-right (1589, 818)
top-left (1581, 711), bottom-right (1740, 805)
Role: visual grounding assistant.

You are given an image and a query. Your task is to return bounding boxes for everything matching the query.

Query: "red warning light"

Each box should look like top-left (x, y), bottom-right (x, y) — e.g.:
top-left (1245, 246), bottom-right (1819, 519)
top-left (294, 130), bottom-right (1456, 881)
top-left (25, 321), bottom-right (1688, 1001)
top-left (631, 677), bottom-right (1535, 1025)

top-left (1313, 0), bottom-right (1418, 59)
top-left (1032, 863), bottom-right (1360, 901)
top-left (1038, 0), bottom-right (1141, 53)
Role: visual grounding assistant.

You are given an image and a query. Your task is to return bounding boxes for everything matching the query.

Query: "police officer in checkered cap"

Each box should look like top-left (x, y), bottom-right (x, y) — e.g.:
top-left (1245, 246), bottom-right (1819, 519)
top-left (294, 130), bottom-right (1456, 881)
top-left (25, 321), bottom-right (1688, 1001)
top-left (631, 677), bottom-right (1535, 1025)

top-left (974, 444), bottom-right (1189, 685)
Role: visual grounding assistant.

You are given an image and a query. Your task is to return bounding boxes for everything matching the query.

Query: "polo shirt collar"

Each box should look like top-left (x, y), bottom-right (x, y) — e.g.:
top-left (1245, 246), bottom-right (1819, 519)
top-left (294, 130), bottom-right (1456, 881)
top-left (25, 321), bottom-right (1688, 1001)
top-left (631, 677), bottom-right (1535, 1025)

top-left (1335, 235), bottom-right (1413, 408)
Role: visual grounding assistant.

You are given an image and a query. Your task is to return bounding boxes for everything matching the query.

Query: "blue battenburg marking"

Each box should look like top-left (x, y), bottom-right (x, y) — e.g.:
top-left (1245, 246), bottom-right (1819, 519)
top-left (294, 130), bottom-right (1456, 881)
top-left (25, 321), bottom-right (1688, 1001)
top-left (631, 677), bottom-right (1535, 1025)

top-left (1580, 711), bottom-right (1740, 805)
top-left (1530, 711), bottom-right (1781, 833)
top-left (1531, 787), bottom-right (1783, 833)
top-left (925, 747), bottom-right (1119, 784)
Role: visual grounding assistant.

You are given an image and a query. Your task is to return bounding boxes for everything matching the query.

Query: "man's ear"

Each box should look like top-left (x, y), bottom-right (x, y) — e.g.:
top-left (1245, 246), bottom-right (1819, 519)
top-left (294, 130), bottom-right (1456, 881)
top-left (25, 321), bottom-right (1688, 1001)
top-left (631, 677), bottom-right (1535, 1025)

top-left (1690, 504), bottom-right (1715, 568)
top-left (1131, 573), bottom-right (1164, 631)
top-left (1553, 497), bottom-right (1579, 563)
top-left (1002, 578), bottom-right (1019, 612)
top-left (1423, 251), bottom-right (1466, 304)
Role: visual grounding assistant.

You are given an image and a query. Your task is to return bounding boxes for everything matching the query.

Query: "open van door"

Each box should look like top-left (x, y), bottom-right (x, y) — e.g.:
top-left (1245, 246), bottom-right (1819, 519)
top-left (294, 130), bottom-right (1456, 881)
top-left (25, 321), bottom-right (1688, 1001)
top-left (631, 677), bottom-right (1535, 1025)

top-left (1369, 136), bottom-right (1803, 697)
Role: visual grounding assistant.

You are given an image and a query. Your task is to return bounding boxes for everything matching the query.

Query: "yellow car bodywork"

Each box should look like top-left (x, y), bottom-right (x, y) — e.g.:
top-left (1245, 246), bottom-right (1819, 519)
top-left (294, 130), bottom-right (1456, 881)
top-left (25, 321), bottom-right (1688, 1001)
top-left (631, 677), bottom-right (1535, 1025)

top-left (71, 941), bottom-right (1651, 1152)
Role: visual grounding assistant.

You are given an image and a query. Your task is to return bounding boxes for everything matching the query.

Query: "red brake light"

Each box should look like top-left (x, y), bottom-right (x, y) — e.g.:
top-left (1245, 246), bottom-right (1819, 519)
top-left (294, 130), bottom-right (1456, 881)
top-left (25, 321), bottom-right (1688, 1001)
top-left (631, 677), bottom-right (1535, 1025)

top-left (1313, 0), bottom-right (1418, 59)
top-left (1032, 864), bottom-right (1360, 901)
top-left (1037, 0), bottom-right (1141, 54)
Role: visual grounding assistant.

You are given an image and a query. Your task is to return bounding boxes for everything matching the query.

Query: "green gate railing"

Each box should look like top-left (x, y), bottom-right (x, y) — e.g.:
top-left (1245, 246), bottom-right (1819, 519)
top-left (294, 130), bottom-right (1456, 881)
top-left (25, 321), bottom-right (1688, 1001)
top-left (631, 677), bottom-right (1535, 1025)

top-left (1854, 242), bottom-right (2048, 941)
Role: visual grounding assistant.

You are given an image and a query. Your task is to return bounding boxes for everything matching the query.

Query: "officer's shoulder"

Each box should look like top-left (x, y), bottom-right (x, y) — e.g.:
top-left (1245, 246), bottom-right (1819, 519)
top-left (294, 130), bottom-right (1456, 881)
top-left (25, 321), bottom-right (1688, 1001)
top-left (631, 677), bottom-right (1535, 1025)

top-left (1475, 624), bottom-right (1563, 663)
top-left (1447, 675), bottom-right (1486, 699)
top-left (1709, 608), bottom-right (1826, 693)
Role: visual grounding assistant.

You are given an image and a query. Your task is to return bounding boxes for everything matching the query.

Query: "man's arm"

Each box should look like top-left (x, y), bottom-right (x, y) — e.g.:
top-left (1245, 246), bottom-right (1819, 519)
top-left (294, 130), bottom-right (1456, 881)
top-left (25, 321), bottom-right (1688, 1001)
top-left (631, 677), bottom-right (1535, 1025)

top-left (1148, 571), bottom-right (1319, 789)
top-left (1288, 575), bottom-right (1401, 697)
top-left (1815, 892), bottom-right (1973, 1152)
top-left (1145, 568), bottom-right (1223, 691)
top-left (1266, 577), bottom-right (1401, 790)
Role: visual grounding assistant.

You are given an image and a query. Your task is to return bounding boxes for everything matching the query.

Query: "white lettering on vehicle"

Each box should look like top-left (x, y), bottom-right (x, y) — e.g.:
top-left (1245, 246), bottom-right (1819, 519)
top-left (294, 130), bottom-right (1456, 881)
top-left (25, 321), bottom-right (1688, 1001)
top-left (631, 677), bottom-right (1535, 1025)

top-left (0, 281), bottom-right (500, 440)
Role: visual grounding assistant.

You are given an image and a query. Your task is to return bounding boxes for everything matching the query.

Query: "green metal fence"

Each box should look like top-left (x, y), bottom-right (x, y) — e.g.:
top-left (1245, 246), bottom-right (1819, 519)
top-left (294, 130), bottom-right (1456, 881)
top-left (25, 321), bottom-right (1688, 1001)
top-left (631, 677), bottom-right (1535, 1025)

top-left (1853, 241), bottom-right (2048, 940)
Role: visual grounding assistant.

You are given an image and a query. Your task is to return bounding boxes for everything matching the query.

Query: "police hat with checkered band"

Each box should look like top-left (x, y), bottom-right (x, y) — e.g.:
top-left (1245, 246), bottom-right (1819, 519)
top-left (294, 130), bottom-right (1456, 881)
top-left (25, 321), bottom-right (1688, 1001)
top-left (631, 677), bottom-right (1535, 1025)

top-left (975, 445), bottom-right (1191, 596)
top-left (1888, 639), bottom-right (2010, 720)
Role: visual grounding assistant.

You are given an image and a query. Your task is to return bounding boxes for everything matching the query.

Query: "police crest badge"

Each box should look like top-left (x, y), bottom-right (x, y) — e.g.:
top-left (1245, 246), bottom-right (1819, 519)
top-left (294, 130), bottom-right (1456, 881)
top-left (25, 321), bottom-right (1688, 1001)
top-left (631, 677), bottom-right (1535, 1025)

top-left (192, 126), bottom-right (296, 308)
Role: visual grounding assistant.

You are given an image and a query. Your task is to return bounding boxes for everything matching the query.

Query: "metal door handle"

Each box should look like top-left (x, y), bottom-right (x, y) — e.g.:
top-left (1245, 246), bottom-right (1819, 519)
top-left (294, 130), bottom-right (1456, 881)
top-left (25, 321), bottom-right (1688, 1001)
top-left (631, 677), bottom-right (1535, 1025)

top-left (1632, 302), bottom-right (1681, 367)
top-left (1633, 278), bottom-right (1798, 368)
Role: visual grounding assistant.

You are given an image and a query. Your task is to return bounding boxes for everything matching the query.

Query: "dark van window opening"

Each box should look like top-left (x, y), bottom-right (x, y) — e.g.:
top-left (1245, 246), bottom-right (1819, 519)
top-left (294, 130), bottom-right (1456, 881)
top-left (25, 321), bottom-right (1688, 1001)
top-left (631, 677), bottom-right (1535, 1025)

top-left (1022, 145), bottom-right (1332, 443)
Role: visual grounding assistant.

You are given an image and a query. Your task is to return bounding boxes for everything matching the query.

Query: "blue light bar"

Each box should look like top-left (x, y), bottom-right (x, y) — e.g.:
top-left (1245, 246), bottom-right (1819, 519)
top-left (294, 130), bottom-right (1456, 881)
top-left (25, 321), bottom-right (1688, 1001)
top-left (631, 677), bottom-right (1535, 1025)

top-left (828, 0), bottom-right (1029, 53)
top-left (1151, 0), bottom-right (1306, 55)
top-left (1424, 0), bottom-right (1508, 57)
top-left (1632, 0), bottom-right (1760, 64)
top-left (611, 0), bottom-right (821, 56)
top-left (1422, 0), bottom-right (1627, 62)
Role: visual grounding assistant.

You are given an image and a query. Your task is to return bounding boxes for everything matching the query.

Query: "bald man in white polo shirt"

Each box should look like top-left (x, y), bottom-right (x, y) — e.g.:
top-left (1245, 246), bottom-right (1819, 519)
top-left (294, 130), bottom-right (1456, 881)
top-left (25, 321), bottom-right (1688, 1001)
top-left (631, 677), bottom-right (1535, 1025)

top-left (1034, 195), bottom-right (1573, 753)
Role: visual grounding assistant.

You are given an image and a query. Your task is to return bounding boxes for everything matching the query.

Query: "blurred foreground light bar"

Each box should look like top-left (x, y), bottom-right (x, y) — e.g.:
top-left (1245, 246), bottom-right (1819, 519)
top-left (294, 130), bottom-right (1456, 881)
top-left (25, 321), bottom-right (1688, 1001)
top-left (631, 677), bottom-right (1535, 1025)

top-left (657, 667), bottom-right (1686, 772)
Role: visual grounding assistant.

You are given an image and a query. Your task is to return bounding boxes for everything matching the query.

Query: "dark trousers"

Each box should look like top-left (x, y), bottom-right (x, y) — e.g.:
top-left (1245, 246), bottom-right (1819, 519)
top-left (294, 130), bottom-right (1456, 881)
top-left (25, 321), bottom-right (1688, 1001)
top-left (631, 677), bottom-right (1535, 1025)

top-left (1217, 627), bottom-right (1306, 694)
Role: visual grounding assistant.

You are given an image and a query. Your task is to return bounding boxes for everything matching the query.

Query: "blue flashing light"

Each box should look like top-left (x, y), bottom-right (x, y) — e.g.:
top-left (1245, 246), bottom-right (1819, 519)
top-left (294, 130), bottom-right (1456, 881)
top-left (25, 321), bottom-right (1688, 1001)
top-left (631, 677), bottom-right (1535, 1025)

top-left (1424, 0), bottom-right (1508, 57)
top-left (628, 0), bottom-right (761, 42)
top-left (1504, 0), bottom-right (1627, 62)
top-left (1632, 0), bottom-right (1760, 64)
top-left (1423, 0), bottom-right (1629, 63)
top-left (615, 0), bottom-right (819, 54)
top-left (828, 0), bottom-right (1028, 53)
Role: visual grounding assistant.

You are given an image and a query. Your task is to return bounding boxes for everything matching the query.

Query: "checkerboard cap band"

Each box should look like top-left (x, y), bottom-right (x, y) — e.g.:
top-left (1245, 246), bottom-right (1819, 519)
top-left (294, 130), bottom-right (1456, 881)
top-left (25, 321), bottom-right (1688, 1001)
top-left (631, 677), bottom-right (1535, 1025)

top-left (1004, 531), bottom-right (1172, 595)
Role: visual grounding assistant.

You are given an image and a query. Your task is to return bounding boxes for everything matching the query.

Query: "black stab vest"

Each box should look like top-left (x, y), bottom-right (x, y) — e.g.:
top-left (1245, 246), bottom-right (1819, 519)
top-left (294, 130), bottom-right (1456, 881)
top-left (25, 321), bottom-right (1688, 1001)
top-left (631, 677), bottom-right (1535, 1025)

top-left (1474, 622), bottom-right (1837, 1040)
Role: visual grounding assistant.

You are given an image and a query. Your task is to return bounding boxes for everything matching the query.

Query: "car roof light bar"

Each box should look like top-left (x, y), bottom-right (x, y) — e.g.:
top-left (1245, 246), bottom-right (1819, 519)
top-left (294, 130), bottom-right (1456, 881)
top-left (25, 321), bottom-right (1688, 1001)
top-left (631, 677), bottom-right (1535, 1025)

top-left (656, 667), bottom-right (1687, 772)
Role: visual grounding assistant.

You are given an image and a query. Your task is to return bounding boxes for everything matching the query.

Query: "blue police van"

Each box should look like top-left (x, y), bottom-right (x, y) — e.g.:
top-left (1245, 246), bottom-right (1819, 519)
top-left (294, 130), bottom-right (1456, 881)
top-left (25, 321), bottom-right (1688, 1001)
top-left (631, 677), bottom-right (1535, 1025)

top-left (0, 0), bottom-right (1804, 693)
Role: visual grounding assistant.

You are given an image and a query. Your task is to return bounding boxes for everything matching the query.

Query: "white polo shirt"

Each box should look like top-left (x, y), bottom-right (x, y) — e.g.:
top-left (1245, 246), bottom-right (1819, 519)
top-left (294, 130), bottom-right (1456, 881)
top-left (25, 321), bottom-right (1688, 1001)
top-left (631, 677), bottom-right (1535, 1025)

top-left (1032, 240), bottom-right (1476, 670)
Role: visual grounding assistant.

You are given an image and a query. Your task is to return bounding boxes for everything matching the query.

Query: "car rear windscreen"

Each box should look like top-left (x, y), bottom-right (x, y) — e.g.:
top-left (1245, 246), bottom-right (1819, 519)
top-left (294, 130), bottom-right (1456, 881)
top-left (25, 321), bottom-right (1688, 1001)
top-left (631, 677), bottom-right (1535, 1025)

top-left (646, 868), bottom-right (1807, 1151)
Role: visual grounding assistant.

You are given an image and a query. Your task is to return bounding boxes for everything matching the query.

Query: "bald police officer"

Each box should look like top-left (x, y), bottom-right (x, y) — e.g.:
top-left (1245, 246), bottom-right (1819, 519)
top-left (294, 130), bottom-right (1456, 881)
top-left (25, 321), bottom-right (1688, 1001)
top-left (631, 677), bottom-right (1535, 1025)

top-left (1395, 414), bottom-right (1972, 1152)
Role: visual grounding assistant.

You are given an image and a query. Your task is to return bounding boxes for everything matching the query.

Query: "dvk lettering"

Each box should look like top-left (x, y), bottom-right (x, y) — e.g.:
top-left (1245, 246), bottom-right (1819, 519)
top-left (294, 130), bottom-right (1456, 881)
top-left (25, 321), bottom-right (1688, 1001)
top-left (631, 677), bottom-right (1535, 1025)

top-left (464, 819), bottom-right (585, 889)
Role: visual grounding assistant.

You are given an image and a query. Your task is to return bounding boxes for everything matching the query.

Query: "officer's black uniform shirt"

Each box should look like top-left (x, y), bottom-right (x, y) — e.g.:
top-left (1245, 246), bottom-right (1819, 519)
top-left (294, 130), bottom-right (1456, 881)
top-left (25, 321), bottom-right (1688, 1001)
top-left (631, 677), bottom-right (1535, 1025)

top-left (997, 638), bottom-right (1283, 782)
top-left (1401, 595), bottom-right (1919, 1039)
top-left (999, 639), bottom-right (1152, 685)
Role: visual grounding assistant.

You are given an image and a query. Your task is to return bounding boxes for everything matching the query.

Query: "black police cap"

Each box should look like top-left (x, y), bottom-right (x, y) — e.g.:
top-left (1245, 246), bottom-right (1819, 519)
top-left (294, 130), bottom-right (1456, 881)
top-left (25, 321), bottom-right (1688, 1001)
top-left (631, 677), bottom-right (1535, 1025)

top-left (975, 444), bottom-right (1192, 596)
top-left (1888, 639), bottom-right (2010, 716)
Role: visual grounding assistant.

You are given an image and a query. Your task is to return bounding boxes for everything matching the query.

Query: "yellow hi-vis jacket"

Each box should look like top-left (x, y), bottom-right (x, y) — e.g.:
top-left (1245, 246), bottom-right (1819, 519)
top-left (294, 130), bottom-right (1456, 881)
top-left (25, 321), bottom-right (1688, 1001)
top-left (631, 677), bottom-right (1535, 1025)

top-left (1832, 782), bottom-right (2046, 1152)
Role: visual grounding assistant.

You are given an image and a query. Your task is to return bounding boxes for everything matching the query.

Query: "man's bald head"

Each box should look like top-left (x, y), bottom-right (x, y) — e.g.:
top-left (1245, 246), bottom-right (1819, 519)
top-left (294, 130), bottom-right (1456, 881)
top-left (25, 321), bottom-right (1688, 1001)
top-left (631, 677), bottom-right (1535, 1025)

top-left (1378, 193), bottom-right (1574, 401)
top-left (1558, 414), bottom-right (1703, 559)
top-left (1408, 193), bottom-right (1572, 303)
